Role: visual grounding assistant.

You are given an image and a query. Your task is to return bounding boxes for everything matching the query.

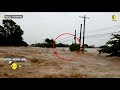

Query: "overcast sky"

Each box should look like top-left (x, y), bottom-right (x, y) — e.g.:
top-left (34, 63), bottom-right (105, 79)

top-left (0, 12), bottom-right (120, 46)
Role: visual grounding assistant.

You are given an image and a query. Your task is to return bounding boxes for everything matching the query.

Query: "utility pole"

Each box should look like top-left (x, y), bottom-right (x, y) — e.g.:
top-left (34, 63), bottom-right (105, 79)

top-left (79, 24), bottom-right (82, 50)
top-left (74, 29), bottom-right (76, 44)
top-left (79, 15), bottom-right (89, 53)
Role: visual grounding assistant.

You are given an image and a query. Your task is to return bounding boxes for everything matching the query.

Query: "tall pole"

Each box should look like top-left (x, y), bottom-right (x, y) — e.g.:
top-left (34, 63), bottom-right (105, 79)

top-left (79, 15), bottom-right (89, 53)
top-left (80, 24), bottom-right (82, 50)
top-left (74, 29), bottom-right (76, 44)
top-left (83, 15), bottom-right (85, 53)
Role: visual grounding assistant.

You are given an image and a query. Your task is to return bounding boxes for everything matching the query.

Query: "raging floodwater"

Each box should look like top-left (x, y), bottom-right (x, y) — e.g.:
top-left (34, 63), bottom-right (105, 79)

top-left (0, 47), bottom-right (120, 78)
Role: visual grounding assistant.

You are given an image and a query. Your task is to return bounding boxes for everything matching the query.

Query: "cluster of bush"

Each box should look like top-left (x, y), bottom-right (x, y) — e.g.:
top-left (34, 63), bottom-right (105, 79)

top-left (69, 43), bottom-right (80, 52)
top-left (30, 43), bottom-right (48, 47)
top-left (55, 43), bottom-right (69, 47)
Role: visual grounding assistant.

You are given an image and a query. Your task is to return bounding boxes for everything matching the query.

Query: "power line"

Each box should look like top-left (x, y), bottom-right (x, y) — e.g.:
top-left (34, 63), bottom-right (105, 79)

top-left (57, 31), bottom-right (120, 43)
top-left (87, 24), bottom-right (120, 33)
top-left (85, 31), bottom-right (120, 38)
top-left (57, 25), bottom-right (120, 42)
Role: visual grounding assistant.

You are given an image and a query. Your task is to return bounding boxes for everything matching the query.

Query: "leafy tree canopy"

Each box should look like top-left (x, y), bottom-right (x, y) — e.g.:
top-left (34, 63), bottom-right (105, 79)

top-left (0, 19), bottom-right (28, 46)
top-left (99, 33), bottom-right (120, 56)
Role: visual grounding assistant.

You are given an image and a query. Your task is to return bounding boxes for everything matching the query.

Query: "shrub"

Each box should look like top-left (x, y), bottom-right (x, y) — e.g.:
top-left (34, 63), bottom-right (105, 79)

top-left (69, 43), bottom-right (80, 52)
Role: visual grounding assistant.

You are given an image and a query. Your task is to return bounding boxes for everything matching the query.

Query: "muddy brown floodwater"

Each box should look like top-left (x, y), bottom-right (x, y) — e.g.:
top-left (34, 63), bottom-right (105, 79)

top-left (0, 46), bottom-right (120, 78)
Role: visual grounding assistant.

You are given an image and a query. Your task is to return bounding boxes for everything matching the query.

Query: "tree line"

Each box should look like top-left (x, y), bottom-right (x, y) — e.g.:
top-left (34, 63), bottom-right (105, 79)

top-left (30, 38), bottom-right (69, 48)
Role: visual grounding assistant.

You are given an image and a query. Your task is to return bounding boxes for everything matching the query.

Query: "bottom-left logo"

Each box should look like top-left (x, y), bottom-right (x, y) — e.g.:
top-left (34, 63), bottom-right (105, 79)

top-left (9, 61), bottom-right (21, 70)
top-left (10, 62), bottom-right (18, 70)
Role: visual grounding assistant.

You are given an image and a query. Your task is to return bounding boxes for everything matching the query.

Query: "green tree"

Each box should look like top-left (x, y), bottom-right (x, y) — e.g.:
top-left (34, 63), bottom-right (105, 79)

top-left (45, 38), bottom-right (50, 43)
top-left (0, 19), bottom-right (28, 46)
top-left (45, 38), bottom-right (55, 48)
top-left (99, 33), bottom-right (120, 56)
top-left (84, 44), bottom-right (88, 48)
